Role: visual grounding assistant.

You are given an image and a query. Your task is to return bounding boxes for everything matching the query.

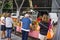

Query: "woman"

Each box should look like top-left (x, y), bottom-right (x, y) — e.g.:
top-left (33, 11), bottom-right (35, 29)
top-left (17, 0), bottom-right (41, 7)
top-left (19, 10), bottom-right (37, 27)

top-left (6, 13), bottom-right (13, 40)
top-left (1, 13), bottom-right (6, 38)
top-left (39, 14), bottom-right (49, 40)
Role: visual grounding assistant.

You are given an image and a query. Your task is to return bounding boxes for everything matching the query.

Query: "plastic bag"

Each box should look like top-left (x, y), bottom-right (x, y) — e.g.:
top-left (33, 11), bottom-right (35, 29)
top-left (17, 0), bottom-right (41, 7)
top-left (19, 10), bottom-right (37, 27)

top-left (46, 29), bottom-right (54, 39)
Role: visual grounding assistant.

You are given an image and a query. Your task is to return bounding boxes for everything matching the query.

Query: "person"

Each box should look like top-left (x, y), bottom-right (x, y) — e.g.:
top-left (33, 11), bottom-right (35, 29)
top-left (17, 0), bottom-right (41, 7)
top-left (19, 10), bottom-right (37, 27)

top-left (21, 14), bottom-right (32, 40)
top-left (39, 14), bottom-right (49, 40)
top-left (13, 21), bottom-right (17, 34)
top-left (1, 13), bottom-right (6, 39)
top-left (37, 16), bottom-right (42, 23)
top-left (6, 13), bottom-right (13, 40)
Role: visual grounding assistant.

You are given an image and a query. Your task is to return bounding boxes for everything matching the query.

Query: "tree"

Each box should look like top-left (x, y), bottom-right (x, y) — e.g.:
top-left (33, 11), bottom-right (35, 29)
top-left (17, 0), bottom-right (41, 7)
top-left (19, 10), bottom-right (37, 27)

top-left (0, 1), bottom-right (2, 9)
top-left (0, 0), bottom-right (13, 13)
top-left (28, 0), bottom-right (33, 8)
top-left (14, 0), bottom-right (25, 17)
top-left (3, 0), bottom-right (13, 12)
top-left (4, 1), bottom-right (13, 9)
top-left (0, 0), bottom-right (5, 13)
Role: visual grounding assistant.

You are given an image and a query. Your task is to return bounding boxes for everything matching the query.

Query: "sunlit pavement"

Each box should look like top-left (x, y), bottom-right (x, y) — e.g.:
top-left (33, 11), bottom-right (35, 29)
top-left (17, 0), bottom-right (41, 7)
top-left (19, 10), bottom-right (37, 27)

top-left (0, 25), bottom-right (22, 40)
top-left (0, 32), bottom-right (22, 40)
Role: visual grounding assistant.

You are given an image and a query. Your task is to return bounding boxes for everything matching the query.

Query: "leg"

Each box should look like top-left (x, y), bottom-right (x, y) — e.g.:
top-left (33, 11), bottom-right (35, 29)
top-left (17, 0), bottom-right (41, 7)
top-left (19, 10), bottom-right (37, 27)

top-left (39, 34), bottom-right (46, 40)
top-left (8, 29), bottom-right (12, 40)
top-left (24, 31), bottom-right (28, 40)
top-left (3, 25), bottom-right (6, 38)
top-left (22, 30), bottom-right (28, 40)
top-left (3, 31), bottom-right (6, 38)
top-left (1, 25), bottom-right (3, 38)
top-left (1, 31), bottom-right (3, 38)
top-left (22, 30), bottom-right (25, 40)
top-left (6, 29), bottom-right (9, 40)
top-left (1, 25), bottom-right (5, 38)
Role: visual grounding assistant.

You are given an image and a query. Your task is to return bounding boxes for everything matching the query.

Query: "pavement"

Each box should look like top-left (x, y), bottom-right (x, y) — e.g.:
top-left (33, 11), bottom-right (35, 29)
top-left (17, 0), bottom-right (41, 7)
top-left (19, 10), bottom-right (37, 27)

top-left (0, 31), bottom-right (22, 40)
top-left (0, 25), bottom-right (22, 40)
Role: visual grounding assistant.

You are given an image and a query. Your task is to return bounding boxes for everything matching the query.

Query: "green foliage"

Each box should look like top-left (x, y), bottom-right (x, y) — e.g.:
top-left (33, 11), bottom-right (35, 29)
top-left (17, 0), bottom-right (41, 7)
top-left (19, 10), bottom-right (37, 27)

top-left (0, 1), bottom-right (3, 9)
top-left (3, 1), bottom-right (13, 9)
top-left (3, 0), bottom-right (13, 12)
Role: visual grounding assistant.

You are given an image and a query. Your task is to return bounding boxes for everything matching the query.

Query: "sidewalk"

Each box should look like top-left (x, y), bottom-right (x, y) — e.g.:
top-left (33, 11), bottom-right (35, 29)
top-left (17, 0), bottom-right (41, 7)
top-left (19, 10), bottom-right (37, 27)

top-left (0, 33), bottom-right (22, 40)
top-left (0, 24), bottom-right (21, 40)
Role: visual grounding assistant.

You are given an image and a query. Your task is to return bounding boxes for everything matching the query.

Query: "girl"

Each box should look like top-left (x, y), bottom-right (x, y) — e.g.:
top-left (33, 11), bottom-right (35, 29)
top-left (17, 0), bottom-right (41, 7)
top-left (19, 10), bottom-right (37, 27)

top-left (1, 13), bottom-right (6, 38)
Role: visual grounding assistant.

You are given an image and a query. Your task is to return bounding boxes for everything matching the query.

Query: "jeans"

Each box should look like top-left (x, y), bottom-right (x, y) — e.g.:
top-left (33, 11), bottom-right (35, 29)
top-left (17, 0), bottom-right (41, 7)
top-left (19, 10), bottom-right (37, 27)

top-left (22, 30), bottom-right (29, 40)
top-left (6, 28), bottom-right (12, 38)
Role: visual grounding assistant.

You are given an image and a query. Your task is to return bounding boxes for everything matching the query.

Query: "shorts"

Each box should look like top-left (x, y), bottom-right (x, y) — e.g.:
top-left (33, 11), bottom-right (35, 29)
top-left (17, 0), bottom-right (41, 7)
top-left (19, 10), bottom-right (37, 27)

top-left (1, 25), bottom-right (6, 31)
top-left (6, 28), bottom-right (12, 38)
top-left (38, 34), bottom-right (46, 40)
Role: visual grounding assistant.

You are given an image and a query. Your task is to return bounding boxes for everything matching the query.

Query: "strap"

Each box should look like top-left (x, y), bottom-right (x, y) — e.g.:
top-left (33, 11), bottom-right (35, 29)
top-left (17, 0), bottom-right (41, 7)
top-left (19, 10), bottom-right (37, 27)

top-left (40, 23), bottom-right (48, 29)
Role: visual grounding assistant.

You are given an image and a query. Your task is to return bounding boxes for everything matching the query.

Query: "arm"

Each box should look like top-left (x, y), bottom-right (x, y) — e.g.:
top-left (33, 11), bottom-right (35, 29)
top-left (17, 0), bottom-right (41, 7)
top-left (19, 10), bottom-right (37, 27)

top-left (11, 18), bottom-right (13, 24)
top-left (1, 17), bottom-right (5, 24)
top-left (11, 18), bottom-right (14, 27)
top-left (21, 22), bottom-right (23, 27)
top-left (30, 23), bottom-right (32, 29)
top-left (29, 19), bottom-right (32, 29)
top-left (1, 20), bottom-right (5, 23)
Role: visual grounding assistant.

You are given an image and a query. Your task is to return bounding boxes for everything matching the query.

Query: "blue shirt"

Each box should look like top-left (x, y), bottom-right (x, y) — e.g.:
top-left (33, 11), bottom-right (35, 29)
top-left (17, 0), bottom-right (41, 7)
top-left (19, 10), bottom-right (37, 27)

top-left (22, 17), bottom-right (31, 31)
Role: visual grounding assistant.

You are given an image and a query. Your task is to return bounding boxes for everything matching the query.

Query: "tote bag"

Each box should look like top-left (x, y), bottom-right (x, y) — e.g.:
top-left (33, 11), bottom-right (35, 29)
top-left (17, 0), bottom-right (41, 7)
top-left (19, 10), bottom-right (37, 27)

top-left (29, 26), bottom-right (40, 38)
top-left (16, 26), bottom-right (21, 32)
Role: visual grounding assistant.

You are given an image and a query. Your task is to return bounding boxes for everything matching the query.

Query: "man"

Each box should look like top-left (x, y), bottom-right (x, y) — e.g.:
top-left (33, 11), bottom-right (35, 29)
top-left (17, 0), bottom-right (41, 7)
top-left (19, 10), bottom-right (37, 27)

top-left (6, 13), bottom-right (13, 40)
top-left (21, 14), bottom-right (32, 40)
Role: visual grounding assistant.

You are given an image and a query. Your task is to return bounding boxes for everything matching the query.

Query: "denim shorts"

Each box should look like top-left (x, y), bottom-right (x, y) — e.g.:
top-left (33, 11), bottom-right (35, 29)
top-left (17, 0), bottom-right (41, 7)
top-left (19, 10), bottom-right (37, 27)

top-left (6, 28), bottom-right (12, 38)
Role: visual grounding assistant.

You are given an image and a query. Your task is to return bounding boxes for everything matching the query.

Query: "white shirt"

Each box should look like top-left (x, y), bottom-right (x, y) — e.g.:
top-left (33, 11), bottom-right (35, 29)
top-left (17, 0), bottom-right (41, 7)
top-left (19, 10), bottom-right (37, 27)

top-left (1, 17), bottom-right (5, 25)
top-left (6, 17), bottom-right (13, 28)
top-left (21, 28), bottom-right (30, 32)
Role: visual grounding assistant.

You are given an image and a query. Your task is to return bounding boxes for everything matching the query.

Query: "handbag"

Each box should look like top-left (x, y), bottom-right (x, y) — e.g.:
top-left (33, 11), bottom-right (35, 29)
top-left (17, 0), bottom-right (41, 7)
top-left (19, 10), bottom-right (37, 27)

top-left (29, 26), bottom-right (40, 38)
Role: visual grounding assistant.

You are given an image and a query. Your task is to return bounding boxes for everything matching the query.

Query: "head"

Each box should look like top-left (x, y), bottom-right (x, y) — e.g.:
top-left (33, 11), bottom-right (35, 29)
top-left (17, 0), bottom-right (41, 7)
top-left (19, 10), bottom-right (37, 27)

top-left (24, 14), bottom-right (30, 18)
top-left (6, 13), bottom-right (11, 17)
top-left (42, 14), bottom-right (49, 22)
top-left (1, 13), bottom-right (6, 17)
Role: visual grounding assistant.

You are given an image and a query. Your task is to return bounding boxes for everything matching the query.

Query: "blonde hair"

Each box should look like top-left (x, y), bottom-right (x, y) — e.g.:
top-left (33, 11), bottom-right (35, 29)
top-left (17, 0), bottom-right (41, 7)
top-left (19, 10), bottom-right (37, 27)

top-left (42, 14), bottom-right (49, 22)
top-left (6, 13), bottom-right (11, 17)
top-left (1, 13), bottom-right (6, 17)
